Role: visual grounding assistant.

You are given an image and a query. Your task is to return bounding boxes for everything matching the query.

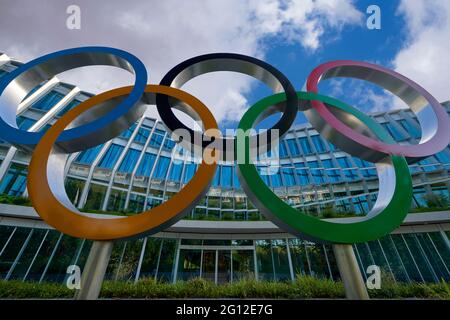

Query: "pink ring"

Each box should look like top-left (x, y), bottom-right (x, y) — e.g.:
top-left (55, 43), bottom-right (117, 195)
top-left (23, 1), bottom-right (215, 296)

top-left (306, 60), bottom-right (450, 163)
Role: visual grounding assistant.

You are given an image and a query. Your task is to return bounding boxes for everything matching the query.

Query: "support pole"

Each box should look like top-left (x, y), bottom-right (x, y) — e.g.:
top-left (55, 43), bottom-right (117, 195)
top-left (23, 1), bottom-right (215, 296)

top-left (75, 240), bottom-right (113, 300)
top-left (332, 244), bottom-right (369, 300)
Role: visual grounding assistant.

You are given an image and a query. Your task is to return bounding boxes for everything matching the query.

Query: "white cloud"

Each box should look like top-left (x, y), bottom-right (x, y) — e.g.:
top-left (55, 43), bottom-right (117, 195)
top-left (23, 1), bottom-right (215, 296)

top-left (321, 0), bottom-right (450, 114)
top-left (393, 0), bottom-right (450, 104)
top-left (0, 0), bottom-right (363, 125)
top-left (253, 0), bottom-right (363, 50)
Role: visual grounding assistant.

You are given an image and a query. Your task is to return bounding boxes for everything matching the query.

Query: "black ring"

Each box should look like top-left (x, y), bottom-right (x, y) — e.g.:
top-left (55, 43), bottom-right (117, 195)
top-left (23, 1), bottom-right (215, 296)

top-left (156, 53), bottom-right (298, 159)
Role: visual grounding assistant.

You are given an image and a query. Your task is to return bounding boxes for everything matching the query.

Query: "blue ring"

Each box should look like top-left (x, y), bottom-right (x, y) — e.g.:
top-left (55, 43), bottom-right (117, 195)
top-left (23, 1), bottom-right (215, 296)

top-left (0, 46), bottom-right (147, 148)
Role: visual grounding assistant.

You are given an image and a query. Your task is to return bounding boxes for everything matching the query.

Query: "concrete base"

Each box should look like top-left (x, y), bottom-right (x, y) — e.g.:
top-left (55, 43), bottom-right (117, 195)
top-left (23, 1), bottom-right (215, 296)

top-left (332, 244), bottom-right (369, 300)
top-left (75, 240), bottom-right (113, 300)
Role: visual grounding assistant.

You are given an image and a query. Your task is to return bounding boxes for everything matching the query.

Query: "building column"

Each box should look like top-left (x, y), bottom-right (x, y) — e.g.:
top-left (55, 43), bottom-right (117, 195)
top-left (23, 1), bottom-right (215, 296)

top-left (75, 240), bottom-right (113, 300)
top-left (332, 244), bottom-right (369, 300)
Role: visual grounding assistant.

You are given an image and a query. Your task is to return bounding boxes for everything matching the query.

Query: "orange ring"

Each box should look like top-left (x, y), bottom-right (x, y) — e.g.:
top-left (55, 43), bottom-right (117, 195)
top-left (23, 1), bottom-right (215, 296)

top-left (27, 85), bottom-right (219, 240)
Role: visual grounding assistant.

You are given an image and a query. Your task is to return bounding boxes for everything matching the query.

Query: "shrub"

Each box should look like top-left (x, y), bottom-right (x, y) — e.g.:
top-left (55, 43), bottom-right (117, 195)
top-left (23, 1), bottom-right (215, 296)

top-left (293, 276), bottom-right (344, 298)
top-left (0, 280), bottom-right (72, 299)
top-left (0, 194), bottom-right (32, 206)
top-left (320, 205), bottom-right (336, 219)
top-left (248, 212), bottom-right (261, 221)
top-left (222, 212), bottom-right (234, 221)
top-left (1, 277), bottom-right (449, 299)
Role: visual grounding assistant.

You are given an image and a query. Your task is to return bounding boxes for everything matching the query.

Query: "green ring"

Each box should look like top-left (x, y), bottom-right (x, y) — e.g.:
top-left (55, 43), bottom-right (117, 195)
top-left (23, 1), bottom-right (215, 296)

top-left (237, 91), bottom-right (412, 244)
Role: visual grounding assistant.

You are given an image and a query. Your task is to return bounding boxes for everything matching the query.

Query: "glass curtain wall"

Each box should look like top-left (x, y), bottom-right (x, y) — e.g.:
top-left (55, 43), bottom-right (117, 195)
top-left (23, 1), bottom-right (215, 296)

top-left (1, 225), bottom-right (448, 284)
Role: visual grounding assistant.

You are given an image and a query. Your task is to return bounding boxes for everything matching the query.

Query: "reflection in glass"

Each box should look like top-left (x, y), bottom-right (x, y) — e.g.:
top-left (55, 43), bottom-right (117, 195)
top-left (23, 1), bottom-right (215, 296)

top-left (232, 250), bottom-right (254, 281)
top-left (178, 249), bottom-right (201, 281)
top-left (202, 250), bottom-right (216, 283)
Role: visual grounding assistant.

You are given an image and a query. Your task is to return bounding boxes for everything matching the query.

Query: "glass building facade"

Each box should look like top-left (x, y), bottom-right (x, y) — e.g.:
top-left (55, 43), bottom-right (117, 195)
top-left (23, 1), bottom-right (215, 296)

top-left (0, 54), bottom-right (449, 285)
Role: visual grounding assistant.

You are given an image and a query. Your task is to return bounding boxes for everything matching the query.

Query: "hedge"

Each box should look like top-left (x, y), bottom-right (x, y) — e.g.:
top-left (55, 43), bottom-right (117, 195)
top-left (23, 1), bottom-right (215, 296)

top-left (1, 277), bottom-right (449, 299)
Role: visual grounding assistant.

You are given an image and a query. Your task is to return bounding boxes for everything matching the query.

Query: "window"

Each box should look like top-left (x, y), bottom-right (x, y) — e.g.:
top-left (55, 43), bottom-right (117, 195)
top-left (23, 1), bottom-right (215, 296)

top-left (257, 166), bottom-right (270, 186)
top-left (281, 167), bottom-right (296, 186)
top-left (41, 124), bottom-right (51, 133)
top-left (212, 166), bottom-right (220, 187)
top-left (168, 162), bottom-right (183, 182)
top-left (389, 234), bottom-right (424, 282)
top-left (120, 124), bottom-right (136, 139)
top-left (335, 198), bottom-right (352, 213)
top-left (149, 129), bottom-right (165, 147)
top-left (321, 159), bottom-right (332, 169)
top-left (322, 159), bottom-right (340, 183)
top-left (308, 161), bottom-right (325, 184)
top-left (398, 119), bottom-right (420, 139)
top-left (435, 151), bottom-right (450, 163)
top-left (352, 157), bottom-right (377, 178)
top-left (298, 137), bottom-right (312, 155)
top-left (0, 69), bottom-right (7, 78)
top-left (311, 135), bottom-right (326, 153)
top-left (381, 122), bottom-right (405, 141)
top-left (336, 157), bottom-right (359, 180)
top-left (286, 139), bottom-right (300, 156)
top-left (412, 186), bottom-right (427, 207)
top-left (183, 162), bottom-right (197, 183)
top-left (255, 240), bottom-right (290, 281)
top-left (84, 184), bottom-right (107, 211)
top-left (419, 156), bottom-right (439, 172)
top-left (328, 142), bottom-right (337, 151)
top-left (75, 144), bottom-right (103, 165)
top-left (134, 126), bottom-right (151, 144)
top-left (270, 170), bottom-right (283, 187)
top-left (177, 249), bottom-right (202, 281)
top-left (30, 90), bottom-right (64, 111)
top-left (64, 178), bottom-right (85, 204)
top-left (431, 185), bottom-right (449, 203)
top-left (221, 166), bottom-right (232, 188)
top-left (279, 141), bottom-right (288, 158)
top-left (0, 163), bottom-right (27, 196)
top-left (16, 116), bottom-right (36, 130)
top-left (288, 239), bottom-right (310, 277)
top-left (294, 162), bottom-right (310, 185)
top-left (107, 189), bottom-right (127, 212)
top-left (147, 197), bottom-right (162, 209)
top-left (135, 152), bottom-right (156, 176)
top-left (128, 193), bottom-right (145, 213)
top-left (163, 138), bottom-right (176, 150)
top-left (352, 196), bottom-right (369, 214)
top-left (409, 164), bottom-right (422, 174)
top-left (56, 98), bottom-right (81, 117)
top-left (118, 149), bottom-right (140, 173)
top-left (153, 156), bottom-right (170, 179)
top-left (97, 144), bottom-right (124, 169)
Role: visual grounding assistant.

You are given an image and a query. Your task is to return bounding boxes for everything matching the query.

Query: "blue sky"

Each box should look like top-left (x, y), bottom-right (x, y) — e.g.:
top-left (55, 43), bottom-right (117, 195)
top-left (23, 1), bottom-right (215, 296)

top-left (246, 0), bottom-right (410, 128)
top-left (263, 0), bottom-right (405, 88)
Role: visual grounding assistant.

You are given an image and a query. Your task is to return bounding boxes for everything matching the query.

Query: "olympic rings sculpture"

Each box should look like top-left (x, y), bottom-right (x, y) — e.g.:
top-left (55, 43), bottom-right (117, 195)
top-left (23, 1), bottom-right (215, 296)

top-left (0, 46), bottom-right (449, 244)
